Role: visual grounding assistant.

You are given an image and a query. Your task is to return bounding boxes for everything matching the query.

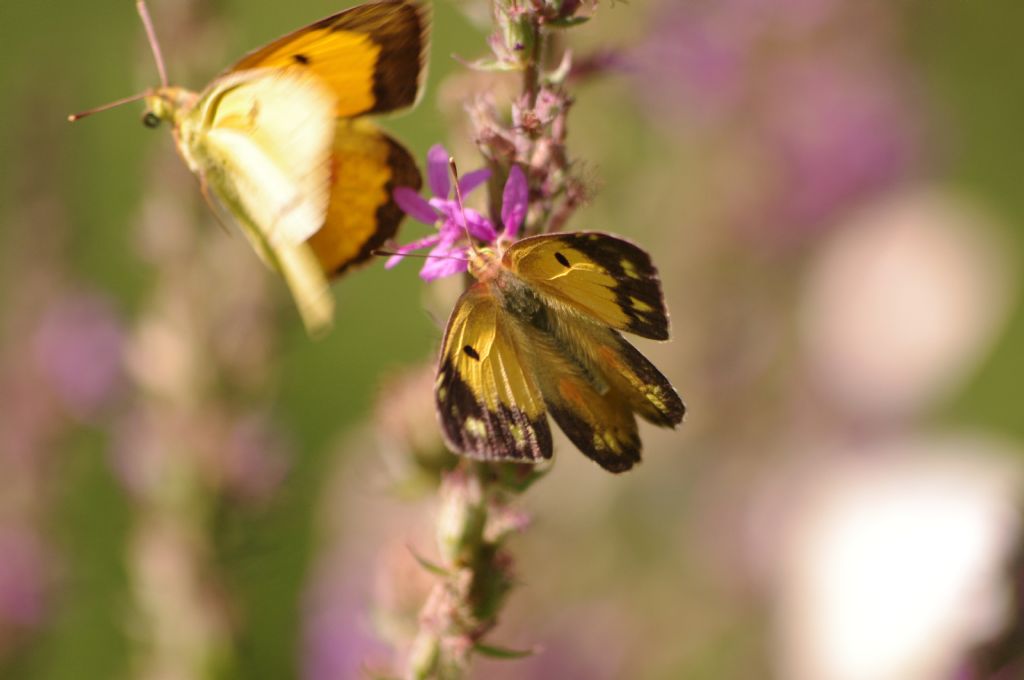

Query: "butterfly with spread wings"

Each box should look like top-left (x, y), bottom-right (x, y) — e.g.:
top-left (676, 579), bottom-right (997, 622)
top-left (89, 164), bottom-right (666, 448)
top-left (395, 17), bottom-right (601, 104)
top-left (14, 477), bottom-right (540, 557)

top-left (71, 0), bottom-right (429, 335)
top-left (436, 231), bottom-right (686, 473)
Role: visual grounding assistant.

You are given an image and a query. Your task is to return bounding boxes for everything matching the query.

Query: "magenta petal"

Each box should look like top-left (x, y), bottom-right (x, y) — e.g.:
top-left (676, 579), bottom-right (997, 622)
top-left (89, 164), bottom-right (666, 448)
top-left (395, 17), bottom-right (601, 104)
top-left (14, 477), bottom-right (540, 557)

top-left (427, 145), bottom-right (452, 198)
top-left (394, 187), bottom-right (438, 225)
top-left (420, 253), bottom-right (468, 281)
top-left (458, 168), bottom-right (491, 196)
top-left (432, 202), bottom-right (498, 243)
top-left (427, 197), bottom-right (450, 212)
top-left (418, 241), bottom-right (467, 281)
top-left (384, 234), bottom-right (441, 269)
top-left (463, 209), bottom-right (498, 241)
top-left (501, 165), bottom-right (528, 238)
top-left (431, 199), bottom-right (468, 231)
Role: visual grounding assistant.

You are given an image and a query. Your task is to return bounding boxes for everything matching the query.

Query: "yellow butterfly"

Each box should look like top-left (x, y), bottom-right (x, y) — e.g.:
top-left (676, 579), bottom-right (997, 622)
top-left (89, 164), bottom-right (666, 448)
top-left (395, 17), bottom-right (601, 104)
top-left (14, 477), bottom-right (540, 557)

top-left (70, 0), bottom-right (429, 335)
top-left (436, 231), bottom-right (685, 473)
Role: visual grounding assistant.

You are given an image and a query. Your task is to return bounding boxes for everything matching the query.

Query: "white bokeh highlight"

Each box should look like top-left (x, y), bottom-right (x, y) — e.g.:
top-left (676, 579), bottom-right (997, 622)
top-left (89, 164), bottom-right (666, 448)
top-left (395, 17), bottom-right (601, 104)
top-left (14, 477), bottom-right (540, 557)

top-left (772, 435), bottom-right (1022, 680)
top-left (800, 188), bottom-right (1016, 421)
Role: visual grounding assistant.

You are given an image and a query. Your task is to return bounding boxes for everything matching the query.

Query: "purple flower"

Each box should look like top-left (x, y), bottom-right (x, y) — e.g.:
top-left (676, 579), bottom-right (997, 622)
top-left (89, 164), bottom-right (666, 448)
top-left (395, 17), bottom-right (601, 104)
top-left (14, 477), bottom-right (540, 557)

top-left (32, 292), bottom-right (125, 422)
top-left (387, 144), bottom-right (529, 281)
top-left (302, 583), bottom-right (387, 680)
top-left (764, 60), bottom-right (918, 233)
top-left (0, 529), bottom-right (51, 629)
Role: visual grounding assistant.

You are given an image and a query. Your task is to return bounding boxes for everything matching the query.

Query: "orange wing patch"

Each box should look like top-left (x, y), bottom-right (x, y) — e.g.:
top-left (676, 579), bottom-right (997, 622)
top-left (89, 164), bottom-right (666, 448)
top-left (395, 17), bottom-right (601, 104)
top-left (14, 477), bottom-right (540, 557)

top-left (229, 0), bottom-right (429, 118)
top-left (541, 370), bottom-right (642, 473)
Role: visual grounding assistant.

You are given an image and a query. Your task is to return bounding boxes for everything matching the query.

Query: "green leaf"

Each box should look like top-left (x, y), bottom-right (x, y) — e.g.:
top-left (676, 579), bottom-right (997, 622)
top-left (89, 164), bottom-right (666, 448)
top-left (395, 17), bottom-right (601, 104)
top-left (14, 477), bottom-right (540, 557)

top-left (473, 643), bottom-right (539, 660)
top-left (408, 546), bottom-right (450, 577)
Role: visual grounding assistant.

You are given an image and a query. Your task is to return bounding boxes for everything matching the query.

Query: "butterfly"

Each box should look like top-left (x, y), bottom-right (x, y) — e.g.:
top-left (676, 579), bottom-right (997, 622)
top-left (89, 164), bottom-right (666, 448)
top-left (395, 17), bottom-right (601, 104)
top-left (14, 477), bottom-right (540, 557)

top-left (70, 0), bottom-right (429, 335)
top-left (436, 231), bottom-right (685, 473)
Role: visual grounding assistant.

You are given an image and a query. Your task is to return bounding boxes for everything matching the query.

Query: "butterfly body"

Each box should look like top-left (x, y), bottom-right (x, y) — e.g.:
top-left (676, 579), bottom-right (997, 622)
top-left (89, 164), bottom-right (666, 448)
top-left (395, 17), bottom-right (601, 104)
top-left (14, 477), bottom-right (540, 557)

top-left (76, 0), bottom-right (429, 335)
top-left (438, 232), bottom-right (685, 473)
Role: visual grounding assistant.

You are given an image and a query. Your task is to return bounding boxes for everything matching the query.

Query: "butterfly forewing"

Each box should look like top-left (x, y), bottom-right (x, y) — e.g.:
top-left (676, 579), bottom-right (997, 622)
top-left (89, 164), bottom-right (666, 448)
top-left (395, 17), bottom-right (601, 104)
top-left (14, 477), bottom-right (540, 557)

top-left (505, 232), bottom-right (671, 340)
top-left (229, 0), bottom-right (429, 118)
top-left (437, 285), bottom-right (552, 462)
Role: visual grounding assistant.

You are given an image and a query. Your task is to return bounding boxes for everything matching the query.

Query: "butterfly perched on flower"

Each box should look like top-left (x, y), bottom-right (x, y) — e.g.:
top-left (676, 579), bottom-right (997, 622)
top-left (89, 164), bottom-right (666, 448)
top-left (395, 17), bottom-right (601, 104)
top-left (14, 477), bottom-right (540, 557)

top-left (390, 155), bottom-right (685, 472)
top-left (70, 0), bottom-right (429, 335)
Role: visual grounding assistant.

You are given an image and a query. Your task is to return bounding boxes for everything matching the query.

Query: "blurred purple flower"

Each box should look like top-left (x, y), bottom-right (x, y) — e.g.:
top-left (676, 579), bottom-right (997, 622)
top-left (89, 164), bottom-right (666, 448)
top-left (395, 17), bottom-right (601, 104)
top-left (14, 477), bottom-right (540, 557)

top-left (222, 414), bottom-right (290, 504)
top-left (628, 0), bottom-right (921, 242)
top-left (627, 3), bottom-right (750, 117)
top-left (32, 293), bottom-right (125, 421)
top-left (302, 583), bottom-right (388, 680)
top-left (756, 60), bottom-right (919, 236)
top-left (387, 145), bottom-right (529, 281)
top-left (0, 529), bottom-right (50, 629)
top-left (629, 0), bottom-right (847, 117)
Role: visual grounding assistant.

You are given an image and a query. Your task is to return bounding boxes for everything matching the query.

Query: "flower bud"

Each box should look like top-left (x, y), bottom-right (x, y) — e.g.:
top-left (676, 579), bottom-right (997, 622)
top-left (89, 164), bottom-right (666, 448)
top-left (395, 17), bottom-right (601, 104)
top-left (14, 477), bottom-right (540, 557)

top-left (436, 470), bottom-right (486, 565)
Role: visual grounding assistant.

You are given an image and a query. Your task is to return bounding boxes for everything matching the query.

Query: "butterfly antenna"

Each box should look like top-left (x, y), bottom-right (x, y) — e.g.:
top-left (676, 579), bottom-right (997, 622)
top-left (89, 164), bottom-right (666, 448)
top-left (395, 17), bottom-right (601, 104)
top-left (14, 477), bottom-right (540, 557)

top-left (370, 249), bottom-right (469, 262)
top-left (68, 91), bottom-right (151, 122)
top-left (136, 0), bottom-right (169, 88)
top-left (448, 157), bottom-right (478, 254)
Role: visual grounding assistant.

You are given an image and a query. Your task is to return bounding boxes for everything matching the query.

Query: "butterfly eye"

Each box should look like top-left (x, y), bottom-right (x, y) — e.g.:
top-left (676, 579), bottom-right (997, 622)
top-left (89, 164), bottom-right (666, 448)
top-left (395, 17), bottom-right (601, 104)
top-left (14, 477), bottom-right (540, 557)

top-left (142, 112), bottom-right (162, 129)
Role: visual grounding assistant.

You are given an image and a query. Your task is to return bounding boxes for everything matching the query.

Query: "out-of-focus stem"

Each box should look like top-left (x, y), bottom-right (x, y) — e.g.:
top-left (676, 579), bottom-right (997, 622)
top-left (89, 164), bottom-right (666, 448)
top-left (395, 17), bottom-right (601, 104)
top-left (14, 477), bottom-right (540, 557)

top-left (523, 17), bottom-right (543, 107)
top-left (406, 465), bottom-right (510, 680)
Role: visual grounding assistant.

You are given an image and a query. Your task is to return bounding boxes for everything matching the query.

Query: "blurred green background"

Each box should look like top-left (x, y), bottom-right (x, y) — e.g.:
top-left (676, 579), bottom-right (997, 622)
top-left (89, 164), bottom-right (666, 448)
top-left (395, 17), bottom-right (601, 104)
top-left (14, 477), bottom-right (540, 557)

top-left (1, 0), bottom-right (1023, 678)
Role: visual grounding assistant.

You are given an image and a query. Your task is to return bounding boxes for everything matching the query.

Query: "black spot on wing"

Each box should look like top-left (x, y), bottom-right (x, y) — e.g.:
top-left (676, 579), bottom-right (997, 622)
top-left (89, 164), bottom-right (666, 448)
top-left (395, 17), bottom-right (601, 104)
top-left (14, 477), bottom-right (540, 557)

top-left (566, 232), bottom-right (670, 341)
top-left (554, 251), bottom-right (570, 267)
top-left (436, 357), bottom-right (552, 463)
top-left (463, 345), bottom-right (480, 361)
top-left (546, 402), bottom-right (641, 473)
top-left (292, 53), bottom-right (310, 65)
top-left (329, 0), bottom-right (429, 114)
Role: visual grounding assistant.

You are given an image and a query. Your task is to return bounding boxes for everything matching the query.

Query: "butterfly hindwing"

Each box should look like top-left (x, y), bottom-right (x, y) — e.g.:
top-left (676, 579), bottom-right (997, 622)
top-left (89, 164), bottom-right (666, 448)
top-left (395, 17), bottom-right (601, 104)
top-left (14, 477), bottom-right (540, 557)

top-left (519, 303), bottom-right (683, 472)
top-left (584, 327), bottom-right (686, 429)
top-left (436, 284), bottom-right (553, 463)
top-left (308, 118), bottom-right (422, 277)
top-left (513, 318), bottom-right (643, 472)
top-left (229, 0), bottom-right (429, 119)
top-left (505, 232), bottom-right (671, 340)
top-left (540, 375), bottom-right (642, 473)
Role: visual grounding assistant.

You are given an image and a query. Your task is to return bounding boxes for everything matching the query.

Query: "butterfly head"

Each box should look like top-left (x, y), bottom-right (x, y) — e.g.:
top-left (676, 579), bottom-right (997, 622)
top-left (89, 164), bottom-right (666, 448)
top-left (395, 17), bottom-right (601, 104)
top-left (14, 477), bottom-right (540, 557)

top-left (142, 87), bottom-right (197, 129)
top-left (467, 245), bottom-right (504, 283)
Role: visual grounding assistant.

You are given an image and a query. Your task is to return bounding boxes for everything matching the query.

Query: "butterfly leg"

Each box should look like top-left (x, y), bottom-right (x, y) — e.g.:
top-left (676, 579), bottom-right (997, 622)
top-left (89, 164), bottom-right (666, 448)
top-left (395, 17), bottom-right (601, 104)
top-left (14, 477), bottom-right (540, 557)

top-left (198, 176), bottom-right (234, 236)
